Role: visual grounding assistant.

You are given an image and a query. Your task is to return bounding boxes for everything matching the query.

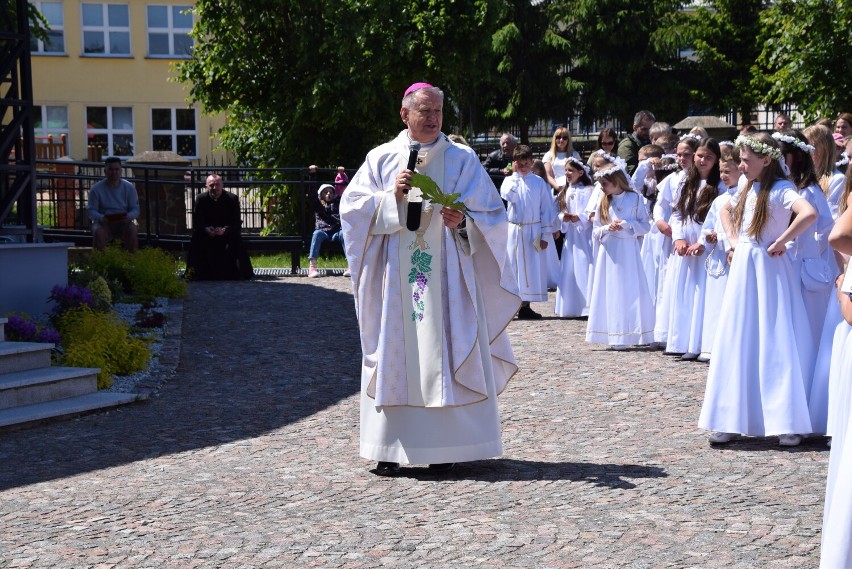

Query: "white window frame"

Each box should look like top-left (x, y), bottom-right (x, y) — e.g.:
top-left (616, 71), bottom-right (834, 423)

top-left (146, 4), bottom-right (193, 58)
top-left (81, 3), bottom-right (131, 56)
top-left (34, 105), bottom-right (70, 154)
top-left (150, 107), bottom-right (198, 158)
top-left (31, 1), bottom-right (65, 54)
top-left (86, 106), bottom-right (135, 159)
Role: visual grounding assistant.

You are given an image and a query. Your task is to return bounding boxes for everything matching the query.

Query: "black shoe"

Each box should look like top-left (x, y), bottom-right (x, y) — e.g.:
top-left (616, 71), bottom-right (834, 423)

top-left (517, 306), bottom-right (542, 319)
top-left (427, 463), bottom-right (456, 472)
top-left (680, 352), bottom-right (700, 361)
top-left (373, 462), bottom-right (400, 476)
top-left (662, 350), bottom-right (685, 356)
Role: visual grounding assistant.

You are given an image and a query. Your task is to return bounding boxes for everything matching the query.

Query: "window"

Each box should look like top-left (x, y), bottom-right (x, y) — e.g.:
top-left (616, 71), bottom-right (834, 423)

top-left (34, 105), bottom-right (70, 154)
top-left (86, 106), bottom-right (134, 158)
top-left (81, 3), bottom-right (130, 55)
top-left (30, 2), bottom-right (65, 54)
top-left (147, 5), bottom-right (193, 57)
top-left (151, 107), bottom-right (197, 157)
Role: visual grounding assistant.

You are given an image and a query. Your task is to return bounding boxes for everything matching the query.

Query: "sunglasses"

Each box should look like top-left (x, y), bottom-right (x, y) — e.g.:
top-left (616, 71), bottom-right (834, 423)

top-left (556, 135), bottom-right (569, 140)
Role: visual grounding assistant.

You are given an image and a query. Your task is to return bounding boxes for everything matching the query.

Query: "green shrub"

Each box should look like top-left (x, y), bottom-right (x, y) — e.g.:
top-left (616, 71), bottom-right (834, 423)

top-left (86, 276), bottom-right (113, 311)
top-left (124, 248), bottom-right (187, 301)
top-left (56, 307), bottom-right (151, 389)
top-left (73, 245), bottom-right (186, 302)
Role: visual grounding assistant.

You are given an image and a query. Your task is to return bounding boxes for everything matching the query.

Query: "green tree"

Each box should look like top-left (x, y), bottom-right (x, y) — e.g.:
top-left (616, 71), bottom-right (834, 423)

top-left (486, 0), bottom-right (572, 143)
top-left (549, 0), bottom-right (687, 130)
top-left (177, 0), bottom-right (499, 168)
top-left (753, 0), bottom-right (852, 121)
top-left (652, 0), bottom-right (765, 124)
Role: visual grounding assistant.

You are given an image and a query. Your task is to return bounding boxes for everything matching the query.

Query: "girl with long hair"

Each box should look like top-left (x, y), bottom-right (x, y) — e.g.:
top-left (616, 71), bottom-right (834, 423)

top-left (804, 124), bottom-right (846, 218)
top-left (663, 138), bottom-right (725, 359)
top-left (698, 133), bottom-right (818, 447)
top-left (773, 130), bottom-right (834, 343)
top-left (651, 135), bottom-right (699, 349)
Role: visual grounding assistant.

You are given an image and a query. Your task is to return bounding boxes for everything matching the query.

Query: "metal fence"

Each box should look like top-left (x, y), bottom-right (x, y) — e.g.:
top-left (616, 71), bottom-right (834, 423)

top-left (27, 160), bottom-right (349, 248)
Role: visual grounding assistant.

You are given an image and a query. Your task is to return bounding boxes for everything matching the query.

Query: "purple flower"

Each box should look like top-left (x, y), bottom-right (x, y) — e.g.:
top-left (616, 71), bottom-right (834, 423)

top-left (5, 314), bottom-right (37, 341)
top-left (35, 327), bottom-right (62, 345)
top-left (49, 284), bottom-right (95, 318)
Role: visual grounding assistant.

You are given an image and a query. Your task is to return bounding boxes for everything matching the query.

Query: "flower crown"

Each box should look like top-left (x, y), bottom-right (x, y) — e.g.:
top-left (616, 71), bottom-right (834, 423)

top-left (593, 154), bottom-right (628, 180)
top-left (679, 133), bottom-right (703, 143)
top-left (595, 149), bottom-right (616, 161)
top-left (734, 135), bottom-right (783, 160)
top-left (719, 140), bottom-right (735, 148)
top-left (771, 132), bottom-right (815, 154)
top-left (838, 152), bottom-right (850, 170)
top-left (566, 155), bottom-right (591, 176)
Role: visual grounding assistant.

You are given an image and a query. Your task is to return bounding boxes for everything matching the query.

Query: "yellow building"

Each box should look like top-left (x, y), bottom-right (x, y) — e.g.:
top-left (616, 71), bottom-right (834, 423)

top-left (29, 0), bottom-right (229, 163)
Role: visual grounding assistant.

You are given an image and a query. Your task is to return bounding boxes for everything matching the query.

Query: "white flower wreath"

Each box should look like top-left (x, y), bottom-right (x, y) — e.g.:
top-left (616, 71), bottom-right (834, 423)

top-left (771, 132), bottom-right (815, 154)
top-left (679, 133), bottom-right (703, 143)
top-left (593, 154), bottom-right (629, 179)
top-left (566, 155), bottom-right (591, 176)
top-left (734, 135), bottom-right (783, 161)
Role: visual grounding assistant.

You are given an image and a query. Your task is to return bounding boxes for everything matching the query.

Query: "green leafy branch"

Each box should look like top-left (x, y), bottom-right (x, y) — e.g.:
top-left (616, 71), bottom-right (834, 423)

top-left (410, 173), bottom-right (467, 214)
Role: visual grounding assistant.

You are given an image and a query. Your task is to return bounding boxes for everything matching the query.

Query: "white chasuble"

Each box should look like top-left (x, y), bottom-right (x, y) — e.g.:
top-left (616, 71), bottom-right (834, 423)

top-left (340, 131), bottom-right (522, 464)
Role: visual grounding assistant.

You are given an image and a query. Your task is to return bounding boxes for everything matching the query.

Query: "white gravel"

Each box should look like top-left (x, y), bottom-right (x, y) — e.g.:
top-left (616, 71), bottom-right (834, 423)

top-left (104, 298), bottom-right (167, 393)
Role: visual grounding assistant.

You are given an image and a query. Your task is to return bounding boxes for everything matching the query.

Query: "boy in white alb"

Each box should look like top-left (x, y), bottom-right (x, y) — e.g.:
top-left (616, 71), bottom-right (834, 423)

top-left (501, 145), bottom-right (551, 319)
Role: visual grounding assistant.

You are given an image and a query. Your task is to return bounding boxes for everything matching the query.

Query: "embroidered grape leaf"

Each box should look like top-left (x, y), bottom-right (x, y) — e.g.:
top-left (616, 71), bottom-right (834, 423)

top-left (412, 250), bottom-right (432, 273)
top-left (408, 267), bottom-right (418, 284)
top-left (410, 172), bottom-right (468, 214)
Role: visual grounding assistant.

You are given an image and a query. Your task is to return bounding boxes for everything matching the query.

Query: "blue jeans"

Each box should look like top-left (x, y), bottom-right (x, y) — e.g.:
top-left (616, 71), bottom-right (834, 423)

top-left (309, 229), bottom-right (344, 259)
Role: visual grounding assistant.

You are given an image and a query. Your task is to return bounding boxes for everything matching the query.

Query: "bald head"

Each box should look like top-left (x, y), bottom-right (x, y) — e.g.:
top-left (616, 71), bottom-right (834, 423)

top-left (206, 174), bottom-right (223, 199)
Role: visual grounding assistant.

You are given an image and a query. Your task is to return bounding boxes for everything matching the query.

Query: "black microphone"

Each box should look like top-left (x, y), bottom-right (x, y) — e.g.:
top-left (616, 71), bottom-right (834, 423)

top-left (405, 142), bottom-right (422, 231)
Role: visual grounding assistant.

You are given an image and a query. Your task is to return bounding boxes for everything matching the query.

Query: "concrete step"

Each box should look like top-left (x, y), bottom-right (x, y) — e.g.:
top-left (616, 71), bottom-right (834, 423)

top-left (0, 392), bottom-right (140, 430)
top-left (0, 341), bottom-right (54, 374)
top-left (0, 366), bottom-right (100, 410)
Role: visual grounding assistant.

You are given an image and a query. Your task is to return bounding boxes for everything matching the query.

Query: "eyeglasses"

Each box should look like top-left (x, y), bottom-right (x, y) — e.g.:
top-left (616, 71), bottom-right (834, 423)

top-left (601, 140), bottom-right (615, 146)
top-left (555, 136), bottom-right (569, 140)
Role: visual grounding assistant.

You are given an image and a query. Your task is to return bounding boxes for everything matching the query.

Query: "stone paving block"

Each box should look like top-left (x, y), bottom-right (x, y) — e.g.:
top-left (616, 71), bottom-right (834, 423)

top-left (0, 277), bottom-right (831, 567)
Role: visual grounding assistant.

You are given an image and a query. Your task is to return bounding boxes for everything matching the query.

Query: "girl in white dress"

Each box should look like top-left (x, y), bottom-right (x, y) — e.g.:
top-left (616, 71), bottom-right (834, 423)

top-left (811, 167), bottom-right (852, 440)
top-left (819, 204), bottom-right (852, 569)
top-left (652, 136), bottom-right (699, 349)
top-left (773, 131), bottom-right (834, 346)
top-left (555, 157), bottom-right (594, 317)
top-left (664, 138), bottom-right (724, 359)
top-left (585, 157), bottom-right (654, 349)
top-left (697, 153), bottom-right (741, 363)
top-left (698, 133), bottom-right (818, 446)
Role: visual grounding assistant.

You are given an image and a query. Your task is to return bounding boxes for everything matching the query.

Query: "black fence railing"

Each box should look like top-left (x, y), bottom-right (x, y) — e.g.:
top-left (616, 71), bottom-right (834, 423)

top-left (26, 160), bottom-right (351, 248)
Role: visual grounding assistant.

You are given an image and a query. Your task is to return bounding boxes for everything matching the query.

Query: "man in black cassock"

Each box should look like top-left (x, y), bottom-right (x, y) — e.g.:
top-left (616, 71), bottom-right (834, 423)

top-left (186, 174), bottom-right (253, 280)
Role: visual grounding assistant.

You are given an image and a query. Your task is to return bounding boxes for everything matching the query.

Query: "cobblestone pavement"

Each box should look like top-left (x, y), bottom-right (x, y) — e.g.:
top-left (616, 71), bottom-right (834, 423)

top-left (0, 276), bottom-right (828, 568)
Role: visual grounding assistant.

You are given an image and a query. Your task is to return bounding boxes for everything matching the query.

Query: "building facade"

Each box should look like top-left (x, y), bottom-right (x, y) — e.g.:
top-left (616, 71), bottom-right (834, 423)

top-left (29, 0), bottom-right (229, 163)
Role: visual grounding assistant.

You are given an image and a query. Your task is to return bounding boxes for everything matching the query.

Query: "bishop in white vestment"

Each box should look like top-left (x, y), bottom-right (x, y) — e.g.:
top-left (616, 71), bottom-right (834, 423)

top-left (340, 84), bottom-right (521, 475)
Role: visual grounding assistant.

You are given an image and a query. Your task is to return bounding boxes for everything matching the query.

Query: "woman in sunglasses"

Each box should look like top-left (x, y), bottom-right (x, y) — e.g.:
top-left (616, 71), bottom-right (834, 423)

top-left (543, 127), bottom-right (581, 193)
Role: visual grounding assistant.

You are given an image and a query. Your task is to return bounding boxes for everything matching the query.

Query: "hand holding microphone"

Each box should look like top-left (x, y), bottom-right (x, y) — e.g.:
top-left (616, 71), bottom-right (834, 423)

top-left (395, 142), bottom-right (421, 202)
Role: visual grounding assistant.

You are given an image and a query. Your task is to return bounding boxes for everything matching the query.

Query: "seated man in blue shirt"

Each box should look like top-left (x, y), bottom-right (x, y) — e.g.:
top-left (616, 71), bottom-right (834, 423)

top-left (86, 157), bottom-right (140, 252)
